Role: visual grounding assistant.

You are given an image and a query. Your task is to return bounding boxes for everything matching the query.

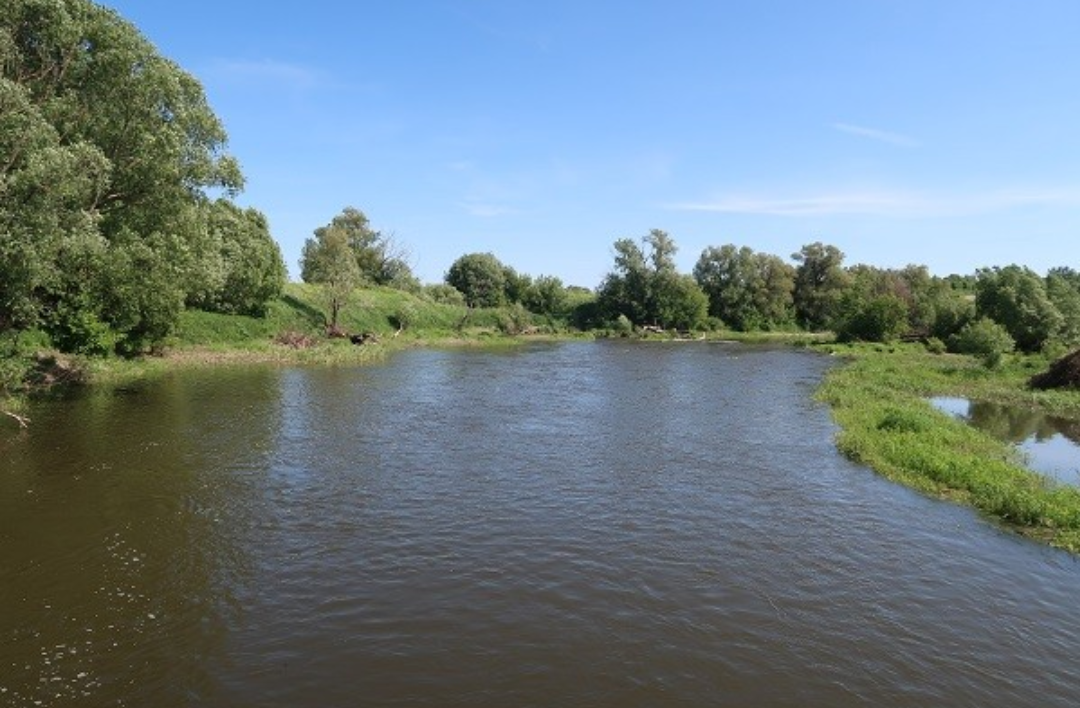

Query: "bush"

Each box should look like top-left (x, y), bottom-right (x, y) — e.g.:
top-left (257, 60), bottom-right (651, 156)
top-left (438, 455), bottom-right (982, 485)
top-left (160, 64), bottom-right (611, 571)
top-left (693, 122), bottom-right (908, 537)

top-left (704, 316), bottom-right (726, 332)
top-left (834, 294), bottom-right (908, 343)
top-left (611, 314), bottom-right (634, 336)
top-left (924, 336), bottom-right (947, 354)
top-left (423, 283), bottom-right (466, 307)
top-left (496, 303), bottom-right (533, 335)
top-left (948, 317), bottom-right (1015, 368)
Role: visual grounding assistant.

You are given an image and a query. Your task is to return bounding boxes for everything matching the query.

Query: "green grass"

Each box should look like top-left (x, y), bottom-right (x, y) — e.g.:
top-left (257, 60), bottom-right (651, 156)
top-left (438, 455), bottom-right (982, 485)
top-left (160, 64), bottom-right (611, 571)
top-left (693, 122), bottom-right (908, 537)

top-left (167, 282), bottom-right (574, 357)
top-left (816, 343), bottom-right (1080, 552)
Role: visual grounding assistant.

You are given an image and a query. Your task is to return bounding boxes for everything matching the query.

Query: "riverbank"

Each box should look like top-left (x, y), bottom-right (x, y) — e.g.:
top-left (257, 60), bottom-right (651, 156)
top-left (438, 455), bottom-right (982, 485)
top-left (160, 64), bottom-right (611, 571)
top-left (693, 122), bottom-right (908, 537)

top-left (816, 343), bottom-right (1080, 552)
top-left (8, 295), bottom-right (1080, 555)
top-left (1, 282), bottom-right (825, 418)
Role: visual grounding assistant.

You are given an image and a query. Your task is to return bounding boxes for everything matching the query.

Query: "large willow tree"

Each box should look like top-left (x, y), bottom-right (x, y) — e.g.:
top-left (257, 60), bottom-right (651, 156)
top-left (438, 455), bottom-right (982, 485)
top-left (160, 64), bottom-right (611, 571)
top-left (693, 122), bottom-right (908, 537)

top-left (0, 0), bottom-right (283, 354)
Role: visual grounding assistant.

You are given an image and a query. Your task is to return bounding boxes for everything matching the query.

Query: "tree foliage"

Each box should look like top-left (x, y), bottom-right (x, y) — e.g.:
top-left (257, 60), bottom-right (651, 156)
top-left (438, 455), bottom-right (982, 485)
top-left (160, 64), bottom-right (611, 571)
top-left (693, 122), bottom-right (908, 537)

top-left (186, 200), bottom-right (286, 316)
top-left (1046, 267), bottom-right (1080, 347)
top-left (792, 242), bottom-right (849, 330)
top-left (300, 224), bottom-right (360, 331)
top-left (833, 292), bottom-right (909, 343)
top-left (597, 230), bottom-right (708, 330)
top-left (948, 317), bottom-right (1015, 368)
top-left (445, 253), bottom-right (509, 308)
top-left (693, 245), bottom-right (795, 330)
top-left (523, 275), bottom-right (568, 316)
top-left (423, 283), bottom-right (466, 307)
top-left (0, 0), bottom-right (284, 354)
top-left (975, 265), bottom-right (1063, 352)
top-left (316, 207), bottom-right (417, 289)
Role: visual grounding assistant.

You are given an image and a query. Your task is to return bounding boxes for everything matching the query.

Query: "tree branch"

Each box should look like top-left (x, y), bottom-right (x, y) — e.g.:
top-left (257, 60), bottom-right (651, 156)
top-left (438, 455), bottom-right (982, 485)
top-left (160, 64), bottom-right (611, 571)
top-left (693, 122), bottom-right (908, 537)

top-left (3, 410), bottom-right (30, 429)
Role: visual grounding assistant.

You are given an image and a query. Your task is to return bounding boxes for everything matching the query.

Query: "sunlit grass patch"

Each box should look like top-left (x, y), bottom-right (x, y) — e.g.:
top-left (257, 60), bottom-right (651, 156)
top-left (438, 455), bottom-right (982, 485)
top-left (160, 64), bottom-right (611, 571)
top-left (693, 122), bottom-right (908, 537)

top-left (817, 344), bottom-right (1080, 553)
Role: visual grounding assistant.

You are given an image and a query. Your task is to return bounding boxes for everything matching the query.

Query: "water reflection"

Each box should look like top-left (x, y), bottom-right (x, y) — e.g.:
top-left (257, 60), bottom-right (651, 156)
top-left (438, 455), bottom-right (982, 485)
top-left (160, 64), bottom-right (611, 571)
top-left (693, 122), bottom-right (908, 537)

top-left (0, 367), bottom-right (283, 707)
top-left (931, 397), bottom-right (1080, 485)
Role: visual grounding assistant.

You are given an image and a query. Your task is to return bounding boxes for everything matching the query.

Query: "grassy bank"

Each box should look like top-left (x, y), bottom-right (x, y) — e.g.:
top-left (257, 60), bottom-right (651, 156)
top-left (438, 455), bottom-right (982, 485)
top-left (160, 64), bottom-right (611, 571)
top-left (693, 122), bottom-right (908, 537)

top-left (816, 343), bottom-right (1080, 552)
top-left (0, 283), bottom-right (551, 422)
top-left (171, 282), bottom-right (545, 349)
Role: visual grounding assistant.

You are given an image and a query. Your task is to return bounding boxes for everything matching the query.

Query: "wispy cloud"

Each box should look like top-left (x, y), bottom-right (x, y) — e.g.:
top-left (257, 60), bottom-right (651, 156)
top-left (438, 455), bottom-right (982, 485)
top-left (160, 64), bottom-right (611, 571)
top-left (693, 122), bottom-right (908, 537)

top-left (832, 122), bottom-right (920, 148)
top-left (207, 58), bottom-right (324, 90)
top-left (667, 187), bottom-right (1080, 218)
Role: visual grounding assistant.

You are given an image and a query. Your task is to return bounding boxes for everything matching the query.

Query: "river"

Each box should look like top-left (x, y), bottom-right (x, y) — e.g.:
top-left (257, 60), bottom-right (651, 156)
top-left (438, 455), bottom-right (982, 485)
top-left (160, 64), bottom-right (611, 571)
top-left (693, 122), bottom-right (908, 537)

top-left (2, 342), bottom-right (1079, 706)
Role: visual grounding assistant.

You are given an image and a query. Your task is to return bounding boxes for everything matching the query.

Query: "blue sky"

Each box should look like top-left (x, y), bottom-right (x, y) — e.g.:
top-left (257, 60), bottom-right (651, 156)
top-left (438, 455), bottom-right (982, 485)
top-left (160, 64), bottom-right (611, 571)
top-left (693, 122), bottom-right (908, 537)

top-left (105, 0), bottom-right (1080, 287)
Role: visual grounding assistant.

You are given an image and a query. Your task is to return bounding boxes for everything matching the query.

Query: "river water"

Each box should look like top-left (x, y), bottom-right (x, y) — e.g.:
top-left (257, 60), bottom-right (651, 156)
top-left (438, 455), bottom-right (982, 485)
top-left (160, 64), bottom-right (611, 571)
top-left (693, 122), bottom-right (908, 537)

top-left (2, 342), bottom-right (1079, 707)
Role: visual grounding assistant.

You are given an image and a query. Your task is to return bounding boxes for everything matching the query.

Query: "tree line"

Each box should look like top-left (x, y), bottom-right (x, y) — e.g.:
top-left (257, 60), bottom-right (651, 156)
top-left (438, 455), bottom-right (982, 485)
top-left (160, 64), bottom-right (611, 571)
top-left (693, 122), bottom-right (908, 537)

top-left (4, 1), bottom-right (1079, 373)
top-left (593, 231), bottom-right (1080, 366)
top-left (385, 226), bottom-right (1079, 367)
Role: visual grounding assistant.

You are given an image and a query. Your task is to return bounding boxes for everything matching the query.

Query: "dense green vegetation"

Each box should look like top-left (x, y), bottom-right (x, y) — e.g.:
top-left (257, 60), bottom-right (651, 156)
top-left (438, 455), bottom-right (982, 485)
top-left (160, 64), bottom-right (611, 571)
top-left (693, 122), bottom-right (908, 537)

top-left (817, 344), bottom-right (1080, 552)
top-left (0, 0), bottom-right (286, 362)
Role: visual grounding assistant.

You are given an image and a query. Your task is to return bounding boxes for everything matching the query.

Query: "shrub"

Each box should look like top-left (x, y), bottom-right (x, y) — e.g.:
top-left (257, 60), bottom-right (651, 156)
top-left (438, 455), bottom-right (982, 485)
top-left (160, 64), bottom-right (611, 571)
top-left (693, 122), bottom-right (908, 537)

top-left (496, 303), bottom-right (533, 335)
top-left (948, 317), bottom-right (1015, 368)
top-left (924, 336), bottom-right (947, 354)
top-left (611, 314), bottom-right (634, 336)
top-left (423, 283), bottom-right (466, 307)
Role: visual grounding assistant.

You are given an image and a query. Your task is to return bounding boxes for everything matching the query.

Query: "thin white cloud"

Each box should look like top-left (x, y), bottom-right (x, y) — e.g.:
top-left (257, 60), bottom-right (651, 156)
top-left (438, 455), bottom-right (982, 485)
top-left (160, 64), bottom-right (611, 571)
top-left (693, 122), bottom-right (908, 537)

top-left (207, 58), bottom-right (323, 90)
top-left (667, 187), bottom-right (1080, 218)
top-left (832, 122), bottom-right (920, 148)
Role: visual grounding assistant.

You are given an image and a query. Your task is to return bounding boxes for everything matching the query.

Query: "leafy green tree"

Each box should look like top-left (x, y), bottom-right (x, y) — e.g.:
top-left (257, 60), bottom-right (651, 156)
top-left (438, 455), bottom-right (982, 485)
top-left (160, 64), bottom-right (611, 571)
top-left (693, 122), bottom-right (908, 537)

top-left (380, 254), bottom-right (421, 292)
top-left (833, 292), bottom-right (909, 343)
top-left (654, 273), bottom-right (709, 330)
top-left (792, 242), bottom-right (849, 331)
top-left (928, 290), bottom-right (975, 341)
top-left (693, 245), bottom-right (795, 330)
top-left (1, 0), bottom-right (274, 353)
top-left (186, 200), bottom-right (286, 316)
top-left (445, 253), bottom-right (508, 308)
top-left (5, 0), bottom-right (242, 235)
top-left (502, 266), bottom-right (532, 305)
top-left (521, 275), bottom-right (568, 316)
top-left (975, 265), bottom-right (1063, 352)
top-left (98, 232), bottom-right (188, 355)
top-left (318, 207), bottom-right (417, 288)
top-left (948, 317), bottom-right (1015, 368)
top-left (597, 229), bottom-right (708, 329)
top-left (300, 224), bottom-right (361, 332)
top-left (0, 75), bottom-right (110, 339)
top-left (597, 237), bottom-right (651, 324)
top-left (829, 265), bottom-right (910, 342)
top-left (895, 265), bottom-right (934, 335)
top-left (1046, 267), bottom-right (1080, 346)
top-left (753, 253), bottom-right (797, 328)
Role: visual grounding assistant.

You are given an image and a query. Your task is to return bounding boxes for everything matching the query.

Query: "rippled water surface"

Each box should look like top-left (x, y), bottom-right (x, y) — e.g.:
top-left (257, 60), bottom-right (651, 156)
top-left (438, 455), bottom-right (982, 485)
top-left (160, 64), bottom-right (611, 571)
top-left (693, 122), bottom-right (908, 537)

top-left (3, 342), bottom-right (1080, 707)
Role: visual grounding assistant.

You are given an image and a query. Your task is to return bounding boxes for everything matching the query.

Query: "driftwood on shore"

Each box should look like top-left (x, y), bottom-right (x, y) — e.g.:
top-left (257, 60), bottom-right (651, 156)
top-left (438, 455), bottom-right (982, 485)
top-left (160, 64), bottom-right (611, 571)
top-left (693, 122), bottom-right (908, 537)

top-left (349, 332), bottom-right (379, 345)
